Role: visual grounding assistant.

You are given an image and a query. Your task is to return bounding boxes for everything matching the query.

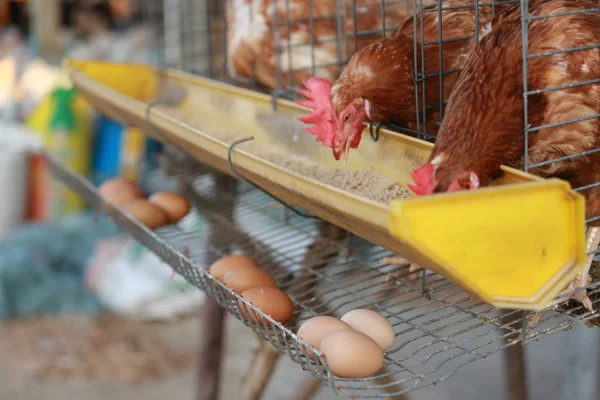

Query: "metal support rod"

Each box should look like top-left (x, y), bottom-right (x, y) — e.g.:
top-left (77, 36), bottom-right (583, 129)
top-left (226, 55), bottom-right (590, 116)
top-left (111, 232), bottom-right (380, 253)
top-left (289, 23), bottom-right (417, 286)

top-left (502, 312), bottom-right (529, 400)
top-left (503, 342), bottom-right (528, 400)
top-left (240, 338), bottom-right (282, 400)
top-left (195, 173), bottom-right (237, 400)
top-left (195, 298), bottom-right (225, 400)
top-left (596, 327), bottom-right (600, 398)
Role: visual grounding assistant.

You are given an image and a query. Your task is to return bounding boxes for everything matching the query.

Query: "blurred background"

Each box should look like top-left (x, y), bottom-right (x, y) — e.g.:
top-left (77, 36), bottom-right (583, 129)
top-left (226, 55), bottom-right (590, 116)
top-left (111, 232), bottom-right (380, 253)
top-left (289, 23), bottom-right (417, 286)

top-left (0, 1), bottom-right (598, 400)
top-left (0, 1), bottom-right (210, 398)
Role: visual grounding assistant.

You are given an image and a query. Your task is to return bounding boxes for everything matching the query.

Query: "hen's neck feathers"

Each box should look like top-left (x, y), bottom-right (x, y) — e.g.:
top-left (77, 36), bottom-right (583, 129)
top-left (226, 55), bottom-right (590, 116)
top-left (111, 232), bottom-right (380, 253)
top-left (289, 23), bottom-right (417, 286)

top-left (332, 38), bottom-right (415, 122)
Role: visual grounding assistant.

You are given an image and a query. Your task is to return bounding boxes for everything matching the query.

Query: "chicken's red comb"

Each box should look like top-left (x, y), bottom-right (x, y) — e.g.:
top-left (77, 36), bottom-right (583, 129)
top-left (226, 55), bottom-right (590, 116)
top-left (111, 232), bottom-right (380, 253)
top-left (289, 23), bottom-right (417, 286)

top-left (407, 163), bottom-right (435, 196)
top-left (295, 77), bottom-right (336, 148)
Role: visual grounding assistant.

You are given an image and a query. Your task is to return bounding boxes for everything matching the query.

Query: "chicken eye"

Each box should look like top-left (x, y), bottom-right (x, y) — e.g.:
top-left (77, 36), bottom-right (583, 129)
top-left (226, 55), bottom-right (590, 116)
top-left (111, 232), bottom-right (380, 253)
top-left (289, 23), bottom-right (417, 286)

top-left (343, 113), bottom-right (351, 122)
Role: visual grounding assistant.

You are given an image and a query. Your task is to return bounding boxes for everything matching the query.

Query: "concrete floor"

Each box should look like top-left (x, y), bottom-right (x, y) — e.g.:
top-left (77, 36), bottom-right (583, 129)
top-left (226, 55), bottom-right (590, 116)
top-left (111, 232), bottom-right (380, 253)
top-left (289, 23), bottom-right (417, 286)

top-left (1, 314), bottom-right (599, 400)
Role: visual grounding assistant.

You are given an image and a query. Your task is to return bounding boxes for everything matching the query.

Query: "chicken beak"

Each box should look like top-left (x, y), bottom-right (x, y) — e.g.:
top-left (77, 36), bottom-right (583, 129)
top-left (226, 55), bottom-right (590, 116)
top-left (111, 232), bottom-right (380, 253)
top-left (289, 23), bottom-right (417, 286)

top-left (332, 140), bottom-right (351, 164)
top-left (342, 137), bottom-right (351, 164)
top-left (332, 133), bottom-right (356, 164)
top-left (332, 147), bottom-right (341, 161)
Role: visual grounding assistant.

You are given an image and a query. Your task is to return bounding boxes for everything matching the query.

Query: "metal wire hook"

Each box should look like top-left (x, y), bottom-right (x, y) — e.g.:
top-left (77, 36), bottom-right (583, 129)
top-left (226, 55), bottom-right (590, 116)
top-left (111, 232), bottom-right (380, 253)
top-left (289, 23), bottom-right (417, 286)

top-left (413, 73), bottom-right (426, 83)
top-left (227, 137), bottom-right (320, 220)
top-left (270, 88), bottom-right (287, 111)
top-left (368, 122), bottom-right (383, 142)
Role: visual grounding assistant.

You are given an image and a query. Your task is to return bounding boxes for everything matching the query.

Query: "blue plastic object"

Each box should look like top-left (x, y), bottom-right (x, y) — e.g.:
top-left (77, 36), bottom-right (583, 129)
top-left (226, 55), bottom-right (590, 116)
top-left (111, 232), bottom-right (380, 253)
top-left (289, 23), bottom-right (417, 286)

top-left (92, 115), bottom-right (124, 186)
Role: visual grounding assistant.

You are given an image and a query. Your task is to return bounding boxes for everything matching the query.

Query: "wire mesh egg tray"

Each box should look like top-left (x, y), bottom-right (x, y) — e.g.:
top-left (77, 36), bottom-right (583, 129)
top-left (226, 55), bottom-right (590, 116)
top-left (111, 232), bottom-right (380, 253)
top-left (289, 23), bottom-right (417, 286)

top-left (44, 151), bottom-right (600, 398)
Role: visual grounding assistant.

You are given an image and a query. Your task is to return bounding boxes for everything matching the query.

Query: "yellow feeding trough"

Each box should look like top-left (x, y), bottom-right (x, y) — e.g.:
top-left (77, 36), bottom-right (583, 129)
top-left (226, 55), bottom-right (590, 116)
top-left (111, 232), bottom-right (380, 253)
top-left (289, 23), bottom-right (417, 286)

top-left (64, 59), bottom-right (587, 311)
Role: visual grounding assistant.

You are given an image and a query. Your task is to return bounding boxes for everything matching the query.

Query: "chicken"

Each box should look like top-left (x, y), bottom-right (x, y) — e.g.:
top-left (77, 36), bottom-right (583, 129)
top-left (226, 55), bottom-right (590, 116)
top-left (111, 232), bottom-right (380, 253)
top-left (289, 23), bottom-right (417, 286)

top-left (296, 0), bottom-right (512, 163)
top-left (226, 0), bottom-right (422, 90)
top-left (408, 0), bottom-right (600, 312)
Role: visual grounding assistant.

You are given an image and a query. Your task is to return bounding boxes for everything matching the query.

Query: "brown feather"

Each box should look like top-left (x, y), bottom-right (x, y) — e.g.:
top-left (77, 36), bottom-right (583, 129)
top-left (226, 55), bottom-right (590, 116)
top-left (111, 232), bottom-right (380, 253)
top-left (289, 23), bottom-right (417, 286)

top-left (428, 0), bottom-right (600, 224)
top-left (331, 0), bottom-right (513, 134)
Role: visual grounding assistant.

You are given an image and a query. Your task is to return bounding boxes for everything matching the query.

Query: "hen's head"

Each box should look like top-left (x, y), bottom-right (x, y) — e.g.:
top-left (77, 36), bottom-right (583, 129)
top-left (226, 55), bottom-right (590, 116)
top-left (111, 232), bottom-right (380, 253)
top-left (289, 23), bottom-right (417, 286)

top-left (408, 162), bottom-right (480, 196)
top-left (295, 77), bottom-right (371, 163)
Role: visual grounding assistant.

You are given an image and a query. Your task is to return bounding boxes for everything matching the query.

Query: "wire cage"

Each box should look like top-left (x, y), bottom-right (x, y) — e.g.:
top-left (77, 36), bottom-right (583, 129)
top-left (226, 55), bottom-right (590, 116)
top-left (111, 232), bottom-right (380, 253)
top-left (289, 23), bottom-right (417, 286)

top-left (107, 0), bottom-right (600, 397)
top-left (144, 0), bottom-right (433, 92)
top-left (142, 0), bottom-right (552, 138)
top-left (140, 1), bottom-right (600, 267)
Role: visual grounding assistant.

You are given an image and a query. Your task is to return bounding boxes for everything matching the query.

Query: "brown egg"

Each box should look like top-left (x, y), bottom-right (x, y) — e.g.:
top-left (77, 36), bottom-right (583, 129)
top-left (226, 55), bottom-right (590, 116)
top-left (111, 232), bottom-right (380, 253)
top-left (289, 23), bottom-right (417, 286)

top-left (208, 255), bottom-right (259, 281)
top-left (296, 316), bottom-right (351, 359)
top-left (99, 178), bottom-right (145, 206)
top-left (341, 309), bottom-right (395, 351)
top-left (239, 287), bottom-right (294, 325)
top-left (319, 330), bottom-right (384, 378)
top-left (148, 191), bottom-right (191, 223)
top-left (121, 199), bottom-right (169, 229)
top-left (223, 266), bottom-right (276, 294)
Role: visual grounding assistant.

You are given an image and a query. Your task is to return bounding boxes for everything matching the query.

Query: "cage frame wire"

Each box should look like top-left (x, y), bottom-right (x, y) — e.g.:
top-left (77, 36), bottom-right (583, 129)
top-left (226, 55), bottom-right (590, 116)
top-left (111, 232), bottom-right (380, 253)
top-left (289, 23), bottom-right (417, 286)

top-left (267, 0), bottom-right (532, 140)
top-left (44, 147), bottom-right (600, 398)
top-left (142, 0), bottom-right (166, 67)
top-left (410, 0), bottom-right (521, 141)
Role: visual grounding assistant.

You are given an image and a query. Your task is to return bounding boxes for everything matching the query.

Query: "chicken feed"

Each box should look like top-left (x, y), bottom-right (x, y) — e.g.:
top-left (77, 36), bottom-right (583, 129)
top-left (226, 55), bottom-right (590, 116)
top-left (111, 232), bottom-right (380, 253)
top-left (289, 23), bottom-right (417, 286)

top-left (159, 107), bottom-right (410, 205)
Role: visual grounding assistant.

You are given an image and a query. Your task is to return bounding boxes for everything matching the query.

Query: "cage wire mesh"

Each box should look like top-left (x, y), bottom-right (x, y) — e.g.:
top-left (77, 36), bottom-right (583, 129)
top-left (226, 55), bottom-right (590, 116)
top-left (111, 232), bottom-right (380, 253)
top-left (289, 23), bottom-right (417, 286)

top-left (45, 149), bottom-right (600, 398)
top-left (128, 0), bottom-right (600, 396)
top-left (144, 0), bottom-right (430, 92)
top-left (141, 0), bottom-right (165, 66)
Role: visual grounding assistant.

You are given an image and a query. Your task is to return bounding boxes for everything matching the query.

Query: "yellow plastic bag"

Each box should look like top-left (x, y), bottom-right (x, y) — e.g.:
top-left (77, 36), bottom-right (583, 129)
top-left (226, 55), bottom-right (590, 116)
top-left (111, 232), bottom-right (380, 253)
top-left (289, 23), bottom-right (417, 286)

top-left (26, 73), bottom-right (93, 218)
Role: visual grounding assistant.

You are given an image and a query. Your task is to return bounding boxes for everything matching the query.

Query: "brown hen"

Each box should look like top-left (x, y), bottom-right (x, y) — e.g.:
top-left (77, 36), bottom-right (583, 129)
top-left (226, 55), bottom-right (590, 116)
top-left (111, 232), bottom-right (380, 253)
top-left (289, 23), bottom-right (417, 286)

top-left (409, 0), bottom-right (600, 312)
top-left (297, 0), bottom-right (514, 162)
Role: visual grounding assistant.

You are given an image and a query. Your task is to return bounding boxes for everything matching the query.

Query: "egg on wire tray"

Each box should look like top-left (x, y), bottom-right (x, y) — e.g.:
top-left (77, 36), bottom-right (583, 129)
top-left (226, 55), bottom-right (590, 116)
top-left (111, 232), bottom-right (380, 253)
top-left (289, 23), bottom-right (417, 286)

top-left (208, 252), bottom-right (397, 379)
top-left (100, 177), bottom-right (398, 379)
top-left (98, 178), bottom-right (191, 229)
top-left (209, 255), bottom-right (294, 324)
top-left (298, 309), bottom-right (395, 378)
